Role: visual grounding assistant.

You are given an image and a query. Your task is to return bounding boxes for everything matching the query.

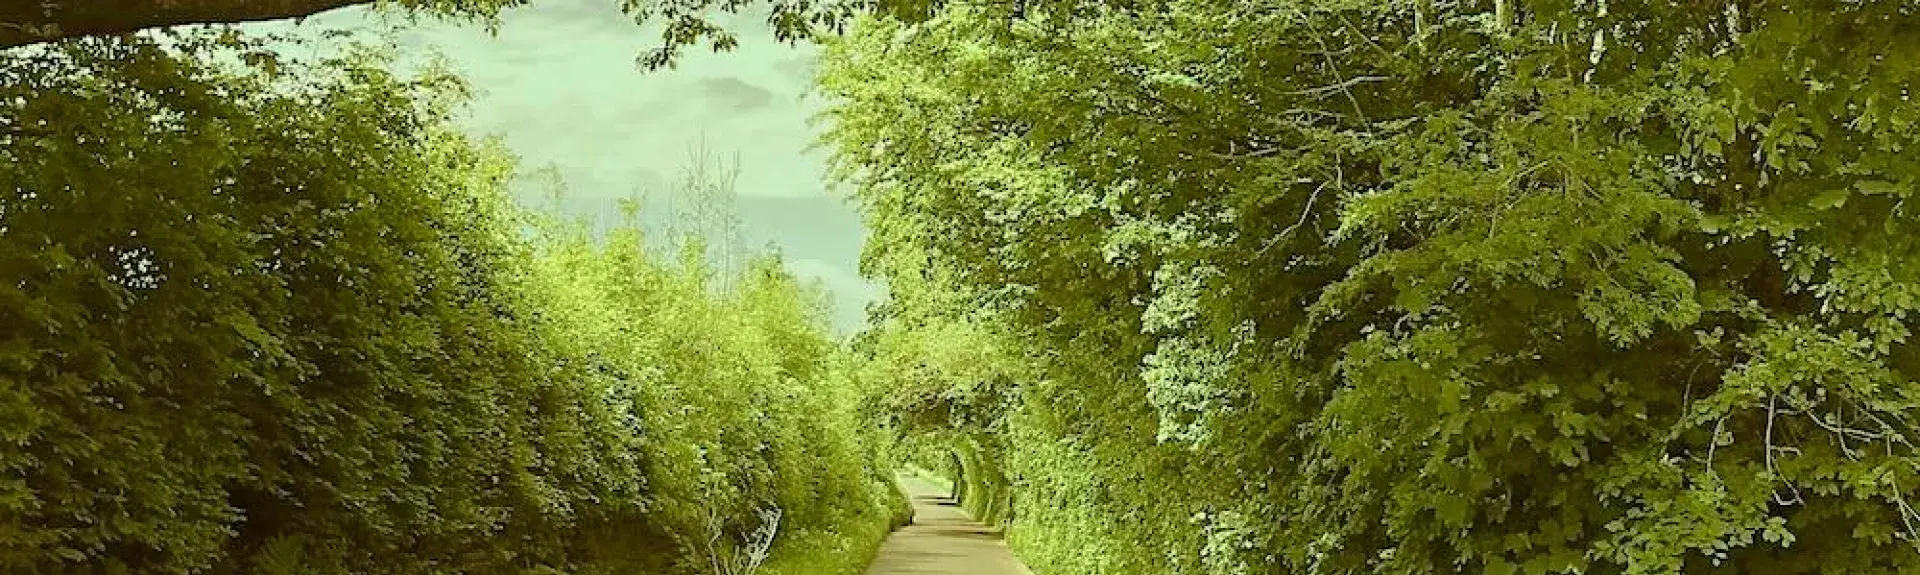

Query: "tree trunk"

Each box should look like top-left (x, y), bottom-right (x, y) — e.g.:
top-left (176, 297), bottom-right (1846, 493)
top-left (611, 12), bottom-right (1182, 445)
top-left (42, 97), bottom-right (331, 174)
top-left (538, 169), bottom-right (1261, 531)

top-left (0, 0), bottom-right (371, 48)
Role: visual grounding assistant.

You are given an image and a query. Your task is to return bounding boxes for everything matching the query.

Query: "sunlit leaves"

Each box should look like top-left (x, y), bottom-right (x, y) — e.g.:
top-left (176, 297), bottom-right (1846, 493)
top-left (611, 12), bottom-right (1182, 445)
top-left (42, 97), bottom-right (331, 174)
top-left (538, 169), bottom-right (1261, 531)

top-left (1, 30), bottom-right (896, 574)
top-left (822, 0), bottom-right (1920, 573)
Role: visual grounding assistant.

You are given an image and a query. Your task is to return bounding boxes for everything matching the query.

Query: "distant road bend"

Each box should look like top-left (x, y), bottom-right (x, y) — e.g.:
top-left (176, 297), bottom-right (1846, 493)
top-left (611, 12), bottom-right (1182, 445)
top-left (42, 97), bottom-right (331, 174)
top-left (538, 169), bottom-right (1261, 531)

top-left (865, 477), bottom-right (1032, 575)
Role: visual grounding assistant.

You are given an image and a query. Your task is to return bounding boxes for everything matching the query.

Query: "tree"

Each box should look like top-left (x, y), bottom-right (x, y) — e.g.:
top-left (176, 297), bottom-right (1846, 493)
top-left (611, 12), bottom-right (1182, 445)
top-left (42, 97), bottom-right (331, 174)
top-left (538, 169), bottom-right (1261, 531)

top-left (0, 29), bottom-right (902, 573)
top-left (823, 1), bottom-right (1920, 574)
top-left (651, 137), bottom-right (750, 290)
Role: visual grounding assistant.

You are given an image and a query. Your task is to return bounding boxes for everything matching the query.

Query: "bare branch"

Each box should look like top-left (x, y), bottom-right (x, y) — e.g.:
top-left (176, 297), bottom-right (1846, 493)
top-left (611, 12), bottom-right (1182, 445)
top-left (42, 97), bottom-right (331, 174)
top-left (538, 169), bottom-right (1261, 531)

top-left (1286, 75), bottom-right (1391, 98)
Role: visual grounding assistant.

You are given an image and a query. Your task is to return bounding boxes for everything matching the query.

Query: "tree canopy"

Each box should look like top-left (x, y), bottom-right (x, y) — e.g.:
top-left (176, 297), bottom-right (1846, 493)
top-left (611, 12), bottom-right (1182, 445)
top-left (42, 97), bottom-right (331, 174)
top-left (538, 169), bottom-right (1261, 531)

top-left (823, 1), bottom-right (1920, 573)
top-left (0, 31), bottom-right (905, 574)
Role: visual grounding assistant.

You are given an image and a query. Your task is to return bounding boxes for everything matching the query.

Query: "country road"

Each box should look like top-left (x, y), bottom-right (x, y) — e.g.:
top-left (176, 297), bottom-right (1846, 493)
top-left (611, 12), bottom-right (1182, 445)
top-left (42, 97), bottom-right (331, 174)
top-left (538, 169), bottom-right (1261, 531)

top-left (865, 476), bottom-right (1033, 575)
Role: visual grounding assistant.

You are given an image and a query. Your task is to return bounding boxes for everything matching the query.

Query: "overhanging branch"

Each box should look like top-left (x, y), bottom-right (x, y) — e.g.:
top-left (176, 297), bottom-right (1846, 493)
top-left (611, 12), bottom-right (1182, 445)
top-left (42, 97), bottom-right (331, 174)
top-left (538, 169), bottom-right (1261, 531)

top-left (0, 0), bottom-right (371, 49)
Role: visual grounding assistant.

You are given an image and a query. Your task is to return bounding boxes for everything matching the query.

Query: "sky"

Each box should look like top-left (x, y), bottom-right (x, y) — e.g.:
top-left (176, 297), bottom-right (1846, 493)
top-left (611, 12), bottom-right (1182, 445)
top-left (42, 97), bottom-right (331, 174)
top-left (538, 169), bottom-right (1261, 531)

top-left (243, 1), bottom-right (881, 334)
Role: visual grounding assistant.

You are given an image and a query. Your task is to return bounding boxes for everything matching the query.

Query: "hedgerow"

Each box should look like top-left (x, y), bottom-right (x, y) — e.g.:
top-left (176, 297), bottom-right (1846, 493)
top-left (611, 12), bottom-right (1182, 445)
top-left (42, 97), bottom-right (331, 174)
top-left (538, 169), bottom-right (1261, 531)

top-left (0, 31), bottom-right (897, 575)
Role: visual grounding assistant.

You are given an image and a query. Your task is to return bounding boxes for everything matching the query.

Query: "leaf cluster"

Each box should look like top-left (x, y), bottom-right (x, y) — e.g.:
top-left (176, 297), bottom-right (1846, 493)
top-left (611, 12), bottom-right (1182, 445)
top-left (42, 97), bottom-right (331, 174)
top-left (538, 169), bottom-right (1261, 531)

top-left (0, 32), bottom-right (897, 575)
top-left (820, 1), bottom-right (1920, 573)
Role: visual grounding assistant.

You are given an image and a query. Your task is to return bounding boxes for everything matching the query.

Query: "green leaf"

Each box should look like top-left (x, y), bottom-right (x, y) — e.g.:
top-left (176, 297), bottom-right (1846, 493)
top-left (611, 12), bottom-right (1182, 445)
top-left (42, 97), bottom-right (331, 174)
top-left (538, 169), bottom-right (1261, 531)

top-left (1811, 189), bottom-right (1850, 209)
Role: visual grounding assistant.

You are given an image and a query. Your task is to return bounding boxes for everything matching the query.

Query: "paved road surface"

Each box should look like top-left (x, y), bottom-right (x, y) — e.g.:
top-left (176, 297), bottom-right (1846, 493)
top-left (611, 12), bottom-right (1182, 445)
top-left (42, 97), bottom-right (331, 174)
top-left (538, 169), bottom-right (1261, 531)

top-left (865, 476), bottom-right (1032, 575)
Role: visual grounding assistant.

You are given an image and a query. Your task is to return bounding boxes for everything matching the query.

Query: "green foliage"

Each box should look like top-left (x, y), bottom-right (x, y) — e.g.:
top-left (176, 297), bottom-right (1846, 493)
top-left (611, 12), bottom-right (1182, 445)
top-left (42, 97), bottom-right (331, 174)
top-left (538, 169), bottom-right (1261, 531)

top-left (0, 31), bottom-right (897, 575)
top-left (821, 1), bottom-right (1920, 574)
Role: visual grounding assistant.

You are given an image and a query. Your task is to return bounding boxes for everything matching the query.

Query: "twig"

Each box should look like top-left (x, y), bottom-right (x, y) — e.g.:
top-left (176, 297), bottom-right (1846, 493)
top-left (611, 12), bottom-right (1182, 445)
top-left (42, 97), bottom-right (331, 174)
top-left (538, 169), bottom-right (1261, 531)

top-left (1276, 181), bottom-right (1328, 241)
top-left (1287, 75), bottom-right (1391, 98)
top-left (1889, 472), bottom-right (1920, 550)
top-left (1286, 6), bottom-right (1377, 122)
top-left (1764, 394), bottom-right (1804, 505)
top-left (1208, 145), bottom-right (1287, 160)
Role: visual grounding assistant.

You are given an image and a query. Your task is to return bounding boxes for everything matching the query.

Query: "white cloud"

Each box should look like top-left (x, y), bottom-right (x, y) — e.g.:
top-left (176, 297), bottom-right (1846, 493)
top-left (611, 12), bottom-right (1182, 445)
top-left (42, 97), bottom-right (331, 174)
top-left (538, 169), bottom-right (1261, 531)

top-left (245, 1), bottom-right (876, 331)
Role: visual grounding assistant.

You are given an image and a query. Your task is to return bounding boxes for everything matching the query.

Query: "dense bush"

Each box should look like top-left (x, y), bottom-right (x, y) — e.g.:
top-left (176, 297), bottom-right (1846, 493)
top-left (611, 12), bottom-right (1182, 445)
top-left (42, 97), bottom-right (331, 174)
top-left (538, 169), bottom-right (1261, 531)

top-left (0, 33), bottom-right (896, 574)
top-left (823, 1), bottom-right (1920, 574)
